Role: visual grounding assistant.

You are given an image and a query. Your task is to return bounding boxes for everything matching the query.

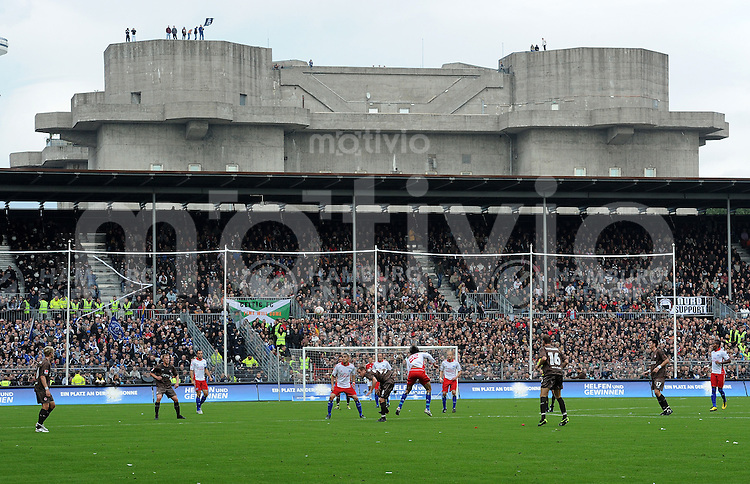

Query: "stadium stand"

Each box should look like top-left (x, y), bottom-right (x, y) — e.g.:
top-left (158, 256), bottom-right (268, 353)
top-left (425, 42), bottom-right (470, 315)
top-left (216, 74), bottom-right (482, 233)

top-left (1, 211), bottom-right (750, 385)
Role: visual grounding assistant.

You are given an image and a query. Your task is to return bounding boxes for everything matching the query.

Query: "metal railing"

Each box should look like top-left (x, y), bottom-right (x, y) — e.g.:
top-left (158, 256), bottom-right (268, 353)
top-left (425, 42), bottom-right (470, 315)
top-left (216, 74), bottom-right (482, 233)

top-left (181, 312), bottom-right (222, 372)
top-left (531, 311), bottom-right (670, 321)
top-left (713, 298), bottom-right (739, 320)
top-left (465, 292), bottom-right (516, 315)
top-left (236, 318), bottom-right (280, 383)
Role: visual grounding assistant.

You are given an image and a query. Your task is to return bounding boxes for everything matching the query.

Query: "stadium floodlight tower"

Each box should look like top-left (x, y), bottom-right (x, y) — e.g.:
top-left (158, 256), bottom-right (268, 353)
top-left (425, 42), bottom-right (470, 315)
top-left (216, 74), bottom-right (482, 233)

top-left (0, 36), bottom-right (8, 56)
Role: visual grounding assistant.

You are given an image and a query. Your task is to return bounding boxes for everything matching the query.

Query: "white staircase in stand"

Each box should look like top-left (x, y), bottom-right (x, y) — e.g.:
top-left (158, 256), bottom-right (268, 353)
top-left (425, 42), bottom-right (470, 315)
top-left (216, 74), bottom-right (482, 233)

top-left (79, 233), bottom-right (122, 301)
top-left (0, 236), bottom-right (24, 294)
top-left (412, 245), bottom-right (460, 311)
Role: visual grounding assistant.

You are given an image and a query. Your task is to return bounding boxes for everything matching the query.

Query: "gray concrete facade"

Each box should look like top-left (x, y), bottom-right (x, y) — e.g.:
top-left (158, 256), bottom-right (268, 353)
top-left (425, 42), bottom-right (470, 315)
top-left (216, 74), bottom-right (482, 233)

top-left (13, 41), bottom-right (727, 177)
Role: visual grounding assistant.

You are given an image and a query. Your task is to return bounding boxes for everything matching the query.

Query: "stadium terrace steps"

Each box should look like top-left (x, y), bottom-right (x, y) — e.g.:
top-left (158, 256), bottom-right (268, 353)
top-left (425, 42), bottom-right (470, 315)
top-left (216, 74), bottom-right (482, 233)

top-left (79, 233), bottom-right (122, 301)
top-left (412, 246), bottom-right (459, 312)
top-left (0, 241), bottom-right (25, 295)
top-left (731, 243), bottom-right (750, 265)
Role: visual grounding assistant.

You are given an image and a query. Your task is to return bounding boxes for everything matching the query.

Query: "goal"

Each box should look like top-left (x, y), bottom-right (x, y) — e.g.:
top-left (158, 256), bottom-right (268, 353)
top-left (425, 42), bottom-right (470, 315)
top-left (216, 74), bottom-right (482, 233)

top-left (293, 345), bottom-right (459, 401)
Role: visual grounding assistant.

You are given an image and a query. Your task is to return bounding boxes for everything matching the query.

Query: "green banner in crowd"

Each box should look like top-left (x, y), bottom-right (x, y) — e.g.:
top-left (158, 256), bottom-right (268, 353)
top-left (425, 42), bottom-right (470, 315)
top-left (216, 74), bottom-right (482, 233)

top-left (227, 298), bottom-right (290, 325)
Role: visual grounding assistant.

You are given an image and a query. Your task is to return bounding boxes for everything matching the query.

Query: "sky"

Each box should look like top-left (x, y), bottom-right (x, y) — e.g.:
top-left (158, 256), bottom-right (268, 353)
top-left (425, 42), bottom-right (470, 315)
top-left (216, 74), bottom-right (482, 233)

top-left (0, 0), bottom-right (748, 177)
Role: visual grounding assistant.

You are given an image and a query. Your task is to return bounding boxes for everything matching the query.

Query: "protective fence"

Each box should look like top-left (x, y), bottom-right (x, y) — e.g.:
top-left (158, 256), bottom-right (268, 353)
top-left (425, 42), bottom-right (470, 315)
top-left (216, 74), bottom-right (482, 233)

top-left (0, 244), bottom-right (702, 389)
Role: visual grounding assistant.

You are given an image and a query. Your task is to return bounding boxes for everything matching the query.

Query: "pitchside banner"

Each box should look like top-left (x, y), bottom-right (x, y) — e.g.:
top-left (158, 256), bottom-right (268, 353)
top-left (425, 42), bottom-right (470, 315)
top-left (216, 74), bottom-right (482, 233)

top-left (0, 381), bottom-right (747, 406)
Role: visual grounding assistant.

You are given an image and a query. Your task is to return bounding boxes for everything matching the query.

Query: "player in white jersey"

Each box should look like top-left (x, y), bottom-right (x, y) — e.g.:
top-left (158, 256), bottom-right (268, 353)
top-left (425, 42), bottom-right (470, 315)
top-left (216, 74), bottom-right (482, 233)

top-left (440, 352), bottom-right (462, 413)
top-left (709, 339), bottom-right (731, 411)
top-left (395, 346), bottom-right (437, 417)
top-left (190, 350), bottom-right (212, 414)
top-left (326, 353), bottom-right (364, 419)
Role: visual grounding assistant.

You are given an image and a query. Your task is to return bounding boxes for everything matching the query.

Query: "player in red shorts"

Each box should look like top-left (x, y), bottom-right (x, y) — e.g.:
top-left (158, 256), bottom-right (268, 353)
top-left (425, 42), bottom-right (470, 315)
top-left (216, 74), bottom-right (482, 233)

top-left (395, 345), bottom-right (437, 417)
top-left (440, 352), bottom-right (462, 413)
top-left (190, 350), bottom-right (212, 414)
top-left (709, 339), bottom-right (731, 411)
top-left (326, 353), bottom-right (364, 419)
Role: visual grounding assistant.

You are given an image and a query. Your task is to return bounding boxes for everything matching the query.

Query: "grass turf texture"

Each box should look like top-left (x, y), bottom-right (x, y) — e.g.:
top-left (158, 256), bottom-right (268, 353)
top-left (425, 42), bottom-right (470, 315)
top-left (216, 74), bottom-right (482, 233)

top-left (1, 397), bottom-right (747, 482)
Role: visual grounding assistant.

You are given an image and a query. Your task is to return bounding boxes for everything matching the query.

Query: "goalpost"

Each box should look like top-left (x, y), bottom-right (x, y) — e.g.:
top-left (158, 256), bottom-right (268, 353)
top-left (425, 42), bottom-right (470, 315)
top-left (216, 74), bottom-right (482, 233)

top-left (296, 345), bottom-right (459, 401)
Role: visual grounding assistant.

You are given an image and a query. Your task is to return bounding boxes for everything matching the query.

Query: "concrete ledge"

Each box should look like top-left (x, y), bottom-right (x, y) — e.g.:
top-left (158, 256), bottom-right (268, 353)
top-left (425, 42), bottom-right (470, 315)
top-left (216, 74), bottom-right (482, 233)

top-left (9, 151), bottom-right (43, 167)
top-left (36, 112), bottom-right (73, 132)
top-left (185, 120), bottom-right (209, 140)
top-left (41, 145), bottom-right (89, 163)
top-left (607, 126), bottom-right (635, 145)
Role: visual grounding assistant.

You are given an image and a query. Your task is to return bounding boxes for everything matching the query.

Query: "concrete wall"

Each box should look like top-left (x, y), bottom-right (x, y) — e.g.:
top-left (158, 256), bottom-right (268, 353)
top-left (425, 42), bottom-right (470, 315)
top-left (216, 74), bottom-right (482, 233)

top-left (104, 41), bottom-right (274, 106)
top-left (92, 123), bottom-right (284, 172)
top-left (285, 132), bottom-right (509, 175)
top-left (513, 129), bottom-right (699, 177)
top-left (503, 48), bottom-right (669, 111)
top-left (278, 66), bottom-right (507, 114)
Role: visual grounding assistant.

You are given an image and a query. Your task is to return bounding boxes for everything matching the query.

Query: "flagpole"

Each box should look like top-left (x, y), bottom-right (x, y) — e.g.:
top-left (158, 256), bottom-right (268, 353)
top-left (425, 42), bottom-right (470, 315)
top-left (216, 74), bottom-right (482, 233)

top-left (65, 240), bottom-right (72, 382)
top-left (374, 245), bottom-right (378, 357)
top-left (223, 245), bottom-right (228, 377)
top-left (528, 244), bottom-right (533, 377)
top-left (672, 243), bottom-right (677, 379)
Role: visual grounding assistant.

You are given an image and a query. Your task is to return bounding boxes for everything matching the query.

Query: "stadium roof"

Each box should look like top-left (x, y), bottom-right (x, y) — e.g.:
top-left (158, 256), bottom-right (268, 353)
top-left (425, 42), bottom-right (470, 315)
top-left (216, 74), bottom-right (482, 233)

top-left (1, 169), bottom-right (750, 210)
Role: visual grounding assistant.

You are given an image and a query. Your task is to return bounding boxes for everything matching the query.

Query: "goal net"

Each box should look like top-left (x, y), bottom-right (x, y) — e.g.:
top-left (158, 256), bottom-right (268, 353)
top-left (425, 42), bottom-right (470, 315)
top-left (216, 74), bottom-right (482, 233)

top-left (293, 345), bottom-right (459, 401)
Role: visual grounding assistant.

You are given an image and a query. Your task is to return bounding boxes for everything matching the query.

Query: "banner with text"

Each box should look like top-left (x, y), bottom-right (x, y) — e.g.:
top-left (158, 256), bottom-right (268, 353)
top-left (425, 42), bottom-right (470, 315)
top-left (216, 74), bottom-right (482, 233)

top-left (0, 380), bottom-right (746, 406)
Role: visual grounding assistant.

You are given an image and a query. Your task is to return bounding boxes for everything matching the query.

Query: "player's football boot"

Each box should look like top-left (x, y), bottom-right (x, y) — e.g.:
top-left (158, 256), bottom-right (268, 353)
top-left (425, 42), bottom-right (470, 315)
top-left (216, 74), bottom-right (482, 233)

top-left (659, 407), bottom-right (672, 416)
top-left (395, 407), bottom-right (400, 416)
top-left (452, 408), bottom-right (456, 413)
top-left (325, 415), bottom-right (331, 420)
top-left (154, 416), bottom-right (159, 420)
top-left (442, 408), bottom-right (447, 413)
top-left (335, 404), bottom-right (340, 410)
top-left (559, 416), bottom-right (569, 426)
top-left (35, 423), bottom-right (49, 433)
top-left (359, 415), bottom-right (366, 419)
top-left (347, 404), bottom-right (351, 410)
top-left (377, 416), bottom-right (387, 422)
top-left (177, 415), bottom-right (186, 419)
top-left (722, 401), bottom-right (727, 410)
top-left (197, 409), bottom-right (203, 414)
top-left (710, 406), bottom-right (718, 412)
top-left (424, 409), bottom-right (433, 417)
top-left (538, 417), bottom-right (547, 426)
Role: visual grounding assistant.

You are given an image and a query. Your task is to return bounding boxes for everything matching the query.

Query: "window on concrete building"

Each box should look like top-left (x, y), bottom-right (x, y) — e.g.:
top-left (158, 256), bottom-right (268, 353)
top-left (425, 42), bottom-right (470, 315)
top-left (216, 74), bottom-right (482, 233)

top-left (644, 167), bottom-right (656, 177)
top-left (462, 154), bottom-right (472, 165)
top-left (574, 167), bottom-right (586, 176)
top-left (150, 163), bottom-right (163, 171)
top-left (188, 163), bottom-right (202, 172)
top-left (609, 167), bottom-right (622, 177)
top-left (399, 107), bottom-right (410, 114)
top-left (427, 154), bottom-right (437, 171)
top-left (226, 164), bottom-right (239, 172)
top-left (239, 94), bottom-right (247, 106)
top-left (368, 107), bottom-right (379, 113)
top-left (131, 92), bottom-right (141, 104)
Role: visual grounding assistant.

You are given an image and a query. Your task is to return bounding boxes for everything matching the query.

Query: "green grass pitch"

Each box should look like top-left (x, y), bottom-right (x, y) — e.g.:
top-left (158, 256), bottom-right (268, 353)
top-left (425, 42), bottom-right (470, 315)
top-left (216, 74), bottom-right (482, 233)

top-left (1, 397), bottom-right (747, 482)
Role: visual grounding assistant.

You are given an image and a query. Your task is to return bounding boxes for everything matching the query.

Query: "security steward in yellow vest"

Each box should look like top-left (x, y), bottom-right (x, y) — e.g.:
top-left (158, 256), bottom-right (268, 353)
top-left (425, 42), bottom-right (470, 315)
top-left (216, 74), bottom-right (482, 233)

top-left (82, 297), bottom-right (93, 315)
top-left (38, 299), bottom-right (49, 318)
top-left (123, 299), bottom-right (134, 318)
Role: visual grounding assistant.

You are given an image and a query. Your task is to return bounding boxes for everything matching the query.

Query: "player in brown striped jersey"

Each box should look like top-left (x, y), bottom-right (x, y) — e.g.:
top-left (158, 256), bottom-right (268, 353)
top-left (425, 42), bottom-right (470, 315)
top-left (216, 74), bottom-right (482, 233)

top-left (537, 334), bottom-right (569, 426)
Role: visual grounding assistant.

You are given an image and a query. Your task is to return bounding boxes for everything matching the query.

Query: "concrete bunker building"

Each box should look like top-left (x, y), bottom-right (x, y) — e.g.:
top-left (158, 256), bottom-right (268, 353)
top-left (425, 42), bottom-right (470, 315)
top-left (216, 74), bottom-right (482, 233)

top-left (11, 41), bottom-right (727, 177)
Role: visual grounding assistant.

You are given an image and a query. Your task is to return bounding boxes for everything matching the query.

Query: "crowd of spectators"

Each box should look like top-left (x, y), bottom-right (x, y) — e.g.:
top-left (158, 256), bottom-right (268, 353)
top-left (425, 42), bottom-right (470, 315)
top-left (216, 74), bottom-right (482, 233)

top-left (2, 210), bottom-right (750, 386)
top-left (245, 314), bottom-right (750, 382)
top-left (0, 313), bottom-right (196, 386)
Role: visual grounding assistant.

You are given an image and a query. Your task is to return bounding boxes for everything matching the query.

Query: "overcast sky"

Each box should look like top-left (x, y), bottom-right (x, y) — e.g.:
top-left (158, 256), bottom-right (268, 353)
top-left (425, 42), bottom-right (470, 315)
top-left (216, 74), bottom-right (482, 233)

top-left (0, 0), bottom-right (748, 177)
